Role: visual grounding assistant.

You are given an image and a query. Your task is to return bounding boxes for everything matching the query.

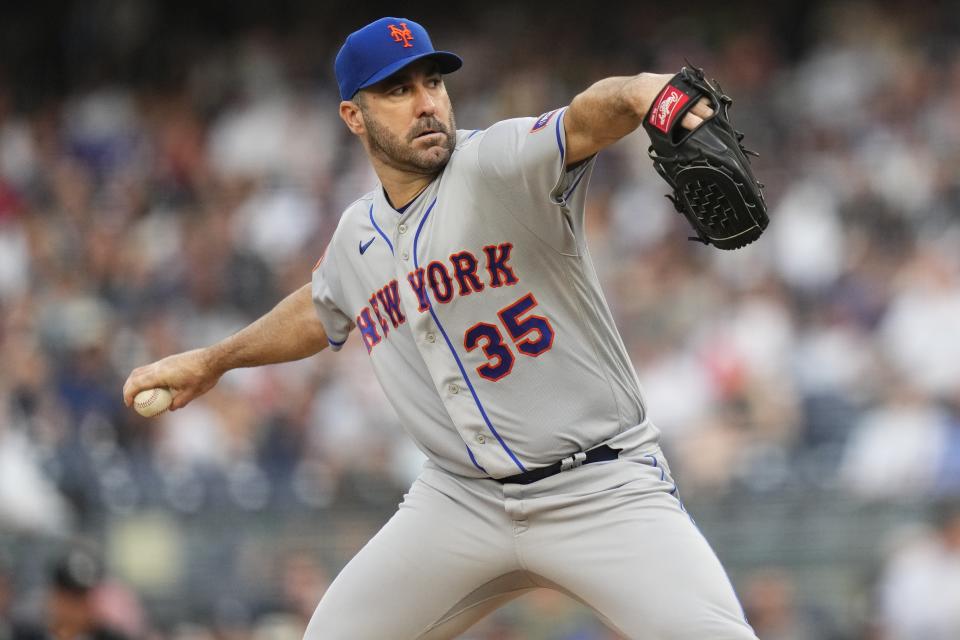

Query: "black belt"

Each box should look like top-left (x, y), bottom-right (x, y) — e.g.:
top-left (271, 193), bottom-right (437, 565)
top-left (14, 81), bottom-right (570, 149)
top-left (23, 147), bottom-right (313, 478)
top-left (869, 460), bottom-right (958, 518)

top-left (495, 445), bottom-right (620, 485)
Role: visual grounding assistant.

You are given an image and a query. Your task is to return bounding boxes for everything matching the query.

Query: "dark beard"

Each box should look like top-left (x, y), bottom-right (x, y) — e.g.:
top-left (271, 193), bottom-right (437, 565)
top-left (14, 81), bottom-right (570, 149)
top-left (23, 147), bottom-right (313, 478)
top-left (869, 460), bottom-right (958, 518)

top-left (362, 107), bottom-right (457, 175)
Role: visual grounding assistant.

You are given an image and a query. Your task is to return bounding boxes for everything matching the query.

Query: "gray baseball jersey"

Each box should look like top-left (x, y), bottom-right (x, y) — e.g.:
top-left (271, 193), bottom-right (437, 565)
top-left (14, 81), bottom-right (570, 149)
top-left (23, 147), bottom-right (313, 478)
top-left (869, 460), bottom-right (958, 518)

top-left (311, 108), bottom-right (660, 479)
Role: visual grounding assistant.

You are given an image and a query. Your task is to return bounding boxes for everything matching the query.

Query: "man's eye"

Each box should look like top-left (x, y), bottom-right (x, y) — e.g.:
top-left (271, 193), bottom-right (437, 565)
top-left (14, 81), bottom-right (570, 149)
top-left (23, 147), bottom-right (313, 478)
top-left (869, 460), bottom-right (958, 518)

top-left (390, 86), bottom-right (407, 96)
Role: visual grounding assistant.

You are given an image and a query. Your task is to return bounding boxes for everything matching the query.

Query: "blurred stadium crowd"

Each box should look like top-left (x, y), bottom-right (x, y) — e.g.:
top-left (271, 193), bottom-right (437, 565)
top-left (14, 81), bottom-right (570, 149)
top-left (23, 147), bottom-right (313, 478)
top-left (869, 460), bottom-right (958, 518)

top-left (2, 0), bottom-right (960, 638)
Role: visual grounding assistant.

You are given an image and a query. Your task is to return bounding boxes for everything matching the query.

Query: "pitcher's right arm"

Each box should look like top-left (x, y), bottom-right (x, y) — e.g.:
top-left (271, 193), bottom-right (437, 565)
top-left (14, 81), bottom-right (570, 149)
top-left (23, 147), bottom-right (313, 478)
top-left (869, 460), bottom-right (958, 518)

top-left (122, 283), bottom-right (328, 411)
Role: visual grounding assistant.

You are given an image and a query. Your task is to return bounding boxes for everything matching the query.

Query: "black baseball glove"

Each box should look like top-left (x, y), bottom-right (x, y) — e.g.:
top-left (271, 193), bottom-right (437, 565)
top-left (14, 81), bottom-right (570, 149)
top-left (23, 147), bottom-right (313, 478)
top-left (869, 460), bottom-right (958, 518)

top-left (642, 66), bottom-right (768, 250)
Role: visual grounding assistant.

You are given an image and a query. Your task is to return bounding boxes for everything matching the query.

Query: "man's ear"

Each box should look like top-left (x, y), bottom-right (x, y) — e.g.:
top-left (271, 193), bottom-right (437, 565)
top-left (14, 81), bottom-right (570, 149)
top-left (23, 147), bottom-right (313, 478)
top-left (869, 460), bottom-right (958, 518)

top-left (339, 100), bottom-right (365, 135)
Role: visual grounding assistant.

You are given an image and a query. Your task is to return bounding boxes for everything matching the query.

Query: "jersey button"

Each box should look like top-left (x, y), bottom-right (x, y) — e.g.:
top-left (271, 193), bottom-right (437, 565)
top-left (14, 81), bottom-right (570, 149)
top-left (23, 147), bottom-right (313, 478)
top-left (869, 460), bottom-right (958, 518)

top-left (398, 224), bottom-right (408, 234)
top-left (425, 333), bottom-right (436, 343)
top-left (447, 383), bottom-right (460, 395)
top-left (475, 434), bottom-right (486, 444)
top-left (401, 250), bottom-right (410, 260)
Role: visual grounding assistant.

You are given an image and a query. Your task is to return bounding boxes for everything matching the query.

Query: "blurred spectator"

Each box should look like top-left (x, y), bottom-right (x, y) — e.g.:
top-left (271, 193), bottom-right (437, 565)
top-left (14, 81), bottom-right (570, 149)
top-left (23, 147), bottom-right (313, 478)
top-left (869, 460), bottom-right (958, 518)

top-left (877, 504), bottom-right (960, 640)
top-left (261, 552), bottom-right (328, 630)
top-left (741, 568), bottom-right (835, 640)
top-left (0, 556), bottom-right (12, 636)
top-left (840, 386), bottom-right (951, 500)
top-left (10, 548), bottom-right (130, 640)
top-left (0, 404), bottom-right (72, 534)
top-left (880, 248), bottom-right (960, 398)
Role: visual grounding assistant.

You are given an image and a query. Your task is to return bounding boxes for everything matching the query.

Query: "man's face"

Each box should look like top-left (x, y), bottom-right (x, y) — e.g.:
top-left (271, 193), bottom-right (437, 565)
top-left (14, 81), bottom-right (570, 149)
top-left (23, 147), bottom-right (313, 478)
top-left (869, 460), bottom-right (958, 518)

top-left (353, 60), bottom-right (457, 175)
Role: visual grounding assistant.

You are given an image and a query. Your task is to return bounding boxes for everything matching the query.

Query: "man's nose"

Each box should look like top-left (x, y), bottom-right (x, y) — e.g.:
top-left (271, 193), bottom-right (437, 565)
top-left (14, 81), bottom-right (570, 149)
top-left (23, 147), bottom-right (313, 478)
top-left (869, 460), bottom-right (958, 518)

top-left (414, 87), bottom-right (438, 117)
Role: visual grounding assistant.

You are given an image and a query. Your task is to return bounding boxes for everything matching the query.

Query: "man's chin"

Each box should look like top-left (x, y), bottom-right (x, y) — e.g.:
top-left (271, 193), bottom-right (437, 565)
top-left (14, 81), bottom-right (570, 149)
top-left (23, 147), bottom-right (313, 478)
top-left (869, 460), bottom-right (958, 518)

top-left (411, 147), bottom-right (452, 172)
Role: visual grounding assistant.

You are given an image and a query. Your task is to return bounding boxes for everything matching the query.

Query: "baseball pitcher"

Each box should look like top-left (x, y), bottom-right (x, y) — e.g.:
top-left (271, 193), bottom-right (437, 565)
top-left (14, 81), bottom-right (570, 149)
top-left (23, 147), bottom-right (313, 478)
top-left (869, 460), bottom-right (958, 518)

top-left (124, 16), bottom-right (764, 639)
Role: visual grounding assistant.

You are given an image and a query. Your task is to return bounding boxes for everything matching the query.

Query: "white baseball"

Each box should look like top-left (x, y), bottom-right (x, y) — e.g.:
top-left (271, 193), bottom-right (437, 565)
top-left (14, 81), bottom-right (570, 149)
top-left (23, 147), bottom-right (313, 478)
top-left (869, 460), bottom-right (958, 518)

top-left (134, 388), bottom-right (173, 417)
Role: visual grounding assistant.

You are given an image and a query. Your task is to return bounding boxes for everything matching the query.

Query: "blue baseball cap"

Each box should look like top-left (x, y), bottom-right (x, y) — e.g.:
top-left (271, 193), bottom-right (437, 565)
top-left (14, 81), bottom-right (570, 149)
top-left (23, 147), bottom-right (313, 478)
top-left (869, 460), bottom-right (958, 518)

top-left (335, 17), bottom-right (463, 101)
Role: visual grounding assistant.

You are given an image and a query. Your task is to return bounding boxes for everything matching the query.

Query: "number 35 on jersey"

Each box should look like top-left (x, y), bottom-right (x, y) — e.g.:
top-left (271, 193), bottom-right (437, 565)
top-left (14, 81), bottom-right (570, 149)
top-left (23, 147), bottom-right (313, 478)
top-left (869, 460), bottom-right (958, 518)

top-left (464, 294), bottom-right (554, 381)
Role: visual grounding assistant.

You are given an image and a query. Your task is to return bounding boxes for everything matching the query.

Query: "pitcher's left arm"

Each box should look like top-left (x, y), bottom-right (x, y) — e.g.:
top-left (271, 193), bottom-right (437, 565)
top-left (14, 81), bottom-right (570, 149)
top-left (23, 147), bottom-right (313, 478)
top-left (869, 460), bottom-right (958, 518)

top-left (562, 73), bottom-right (712, 167)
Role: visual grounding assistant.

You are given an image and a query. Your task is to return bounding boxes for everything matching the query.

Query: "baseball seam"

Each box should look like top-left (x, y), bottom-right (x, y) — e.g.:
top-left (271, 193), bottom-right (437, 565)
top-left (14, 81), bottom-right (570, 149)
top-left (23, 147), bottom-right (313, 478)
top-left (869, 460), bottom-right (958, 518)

top-left (135, 389), bottom-right (168, 415)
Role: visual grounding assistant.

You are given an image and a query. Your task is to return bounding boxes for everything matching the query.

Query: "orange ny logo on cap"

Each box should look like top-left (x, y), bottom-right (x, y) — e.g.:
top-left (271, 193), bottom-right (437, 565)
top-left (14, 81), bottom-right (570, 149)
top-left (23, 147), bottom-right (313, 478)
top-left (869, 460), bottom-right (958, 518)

top-left (388, 22), bottom-right (414, 48)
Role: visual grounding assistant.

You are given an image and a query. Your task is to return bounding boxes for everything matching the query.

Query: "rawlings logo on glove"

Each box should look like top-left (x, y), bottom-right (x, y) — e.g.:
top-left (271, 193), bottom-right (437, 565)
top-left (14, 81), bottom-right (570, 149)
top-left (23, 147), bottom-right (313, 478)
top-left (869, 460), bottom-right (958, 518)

top-left (649, 86), bottom-right (690, 133)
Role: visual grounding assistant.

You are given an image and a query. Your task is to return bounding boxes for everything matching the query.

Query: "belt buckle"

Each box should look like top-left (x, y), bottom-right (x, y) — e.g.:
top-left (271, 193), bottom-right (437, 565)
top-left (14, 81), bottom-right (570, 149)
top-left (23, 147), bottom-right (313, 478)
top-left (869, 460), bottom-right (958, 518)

top-left (560, 451), bottom-right (587, 472)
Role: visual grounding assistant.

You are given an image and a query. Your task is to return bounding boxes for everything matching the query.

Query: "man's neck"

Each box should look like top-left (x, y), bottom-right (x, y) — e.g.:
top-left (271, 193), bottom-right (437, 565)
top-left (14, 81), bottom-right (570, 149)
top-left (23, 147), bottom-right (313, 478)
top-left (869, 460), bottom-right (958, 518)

top-left (371, 157), bottom-right (437, 210)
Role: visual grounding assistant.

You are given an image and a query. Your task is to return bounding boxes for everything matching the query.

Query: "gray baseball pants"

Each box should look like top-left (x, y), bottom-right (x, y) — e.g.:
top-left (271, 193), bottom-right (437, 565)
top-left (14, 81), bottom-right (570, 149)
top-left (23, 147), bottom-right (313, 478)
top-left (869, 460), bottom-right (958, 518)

top-left (304, 446), bottom-right (758, 639)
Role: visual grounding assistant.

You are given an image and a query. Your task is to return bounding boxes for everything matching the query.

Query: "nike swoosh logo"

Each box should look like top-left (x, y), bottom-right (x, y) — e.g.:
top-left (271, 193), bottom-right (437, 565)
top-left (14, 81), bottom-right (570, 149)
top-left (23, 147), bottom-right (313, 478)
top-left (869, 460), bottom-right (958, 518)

top-left (359, 237), bottom-right (376, 255)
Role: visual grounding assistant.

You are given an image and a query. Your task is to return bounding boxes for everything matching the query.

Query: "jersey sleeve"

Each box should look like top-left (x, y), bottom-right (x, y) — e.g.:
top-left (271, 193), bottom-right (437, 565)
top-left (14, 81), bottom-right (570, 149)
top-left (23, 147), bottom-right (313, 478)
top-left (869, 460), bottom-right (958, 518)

top-left (477, 107), bottom-right (596, 209)
top-left (310, 247), bottom-right (353, 352)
